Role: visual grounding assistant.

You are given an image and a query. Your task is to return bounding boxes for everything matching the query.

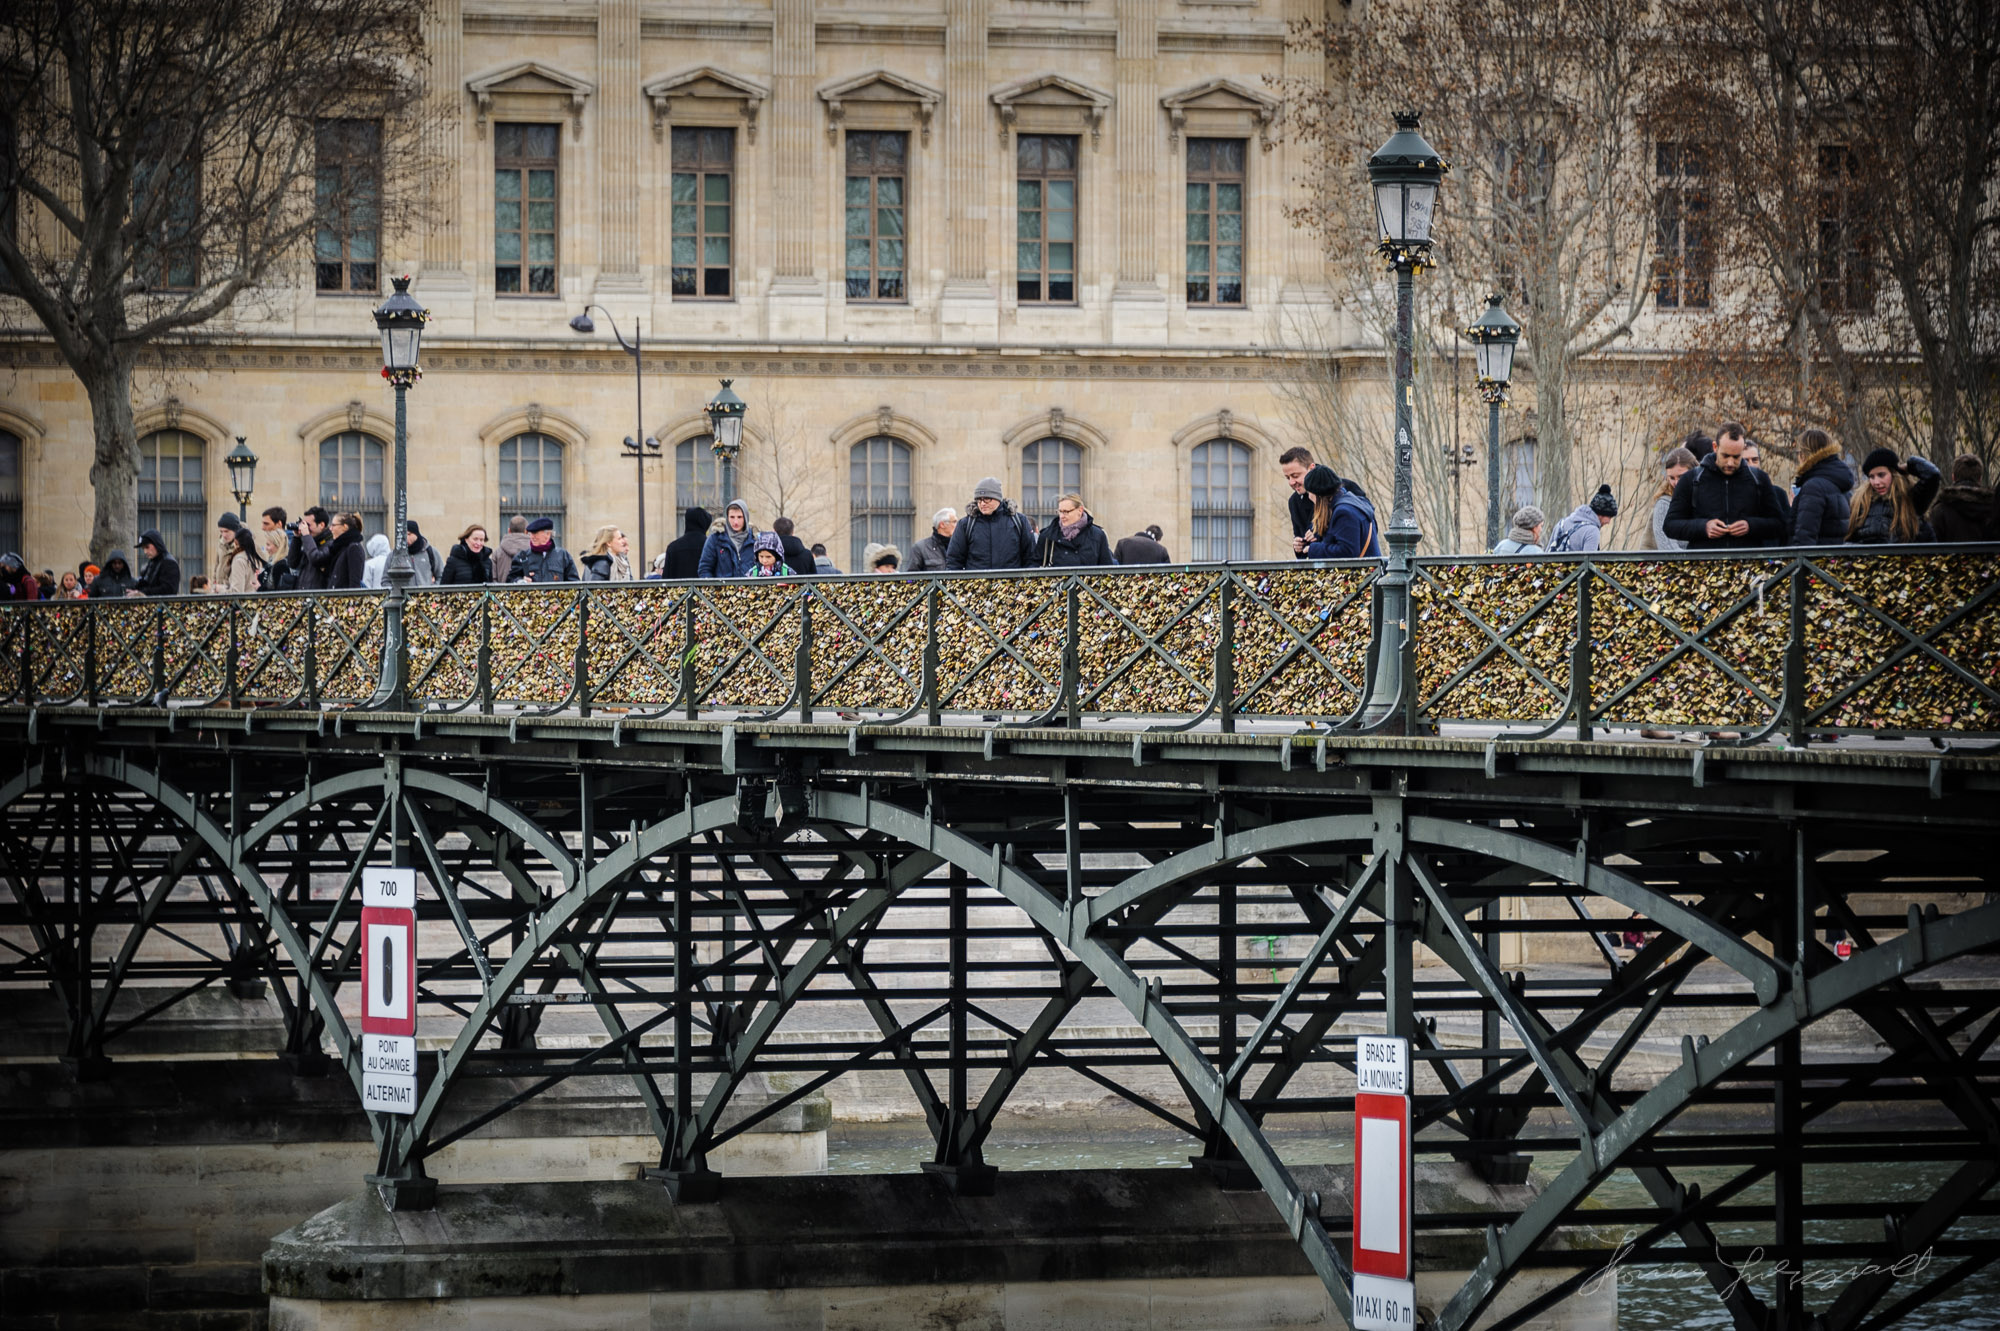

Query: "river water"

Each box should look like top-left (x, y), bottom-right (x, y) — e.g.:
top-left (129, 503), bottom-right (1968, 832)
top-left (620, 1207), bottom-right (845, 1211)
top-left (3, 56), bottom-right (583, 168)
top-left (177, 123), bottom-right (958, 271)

top-left (825, 1135), bottom-right (2000, 1328)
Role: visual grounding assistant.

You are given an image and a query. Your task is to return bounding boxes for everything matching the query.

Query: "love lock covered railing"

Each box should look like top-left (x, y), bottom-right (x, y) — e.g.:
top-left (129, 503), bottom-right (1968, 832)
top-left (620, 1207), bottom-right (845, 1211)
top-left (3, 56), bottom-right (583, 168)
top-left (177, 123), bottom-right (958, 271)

top-left (1, 545), bottom-right (1994, 738)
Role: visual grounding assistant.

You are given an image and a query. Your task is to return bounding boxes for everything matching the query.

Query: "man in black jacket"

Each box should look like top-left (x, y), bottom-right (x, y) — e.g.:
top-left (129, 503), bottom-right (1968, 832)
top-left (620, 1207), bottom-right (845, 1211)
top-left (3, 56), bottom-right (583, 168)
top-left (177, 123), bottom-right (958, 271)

top-left (1662, 427), bottom-right (1785, 550)
top-left (770, 516), bottom-right (815, 576)
top-left (132, 529), bottom-right (183, 596)
top-left (1114, 525), bottom-right (1170, 564)
top-left (944, 478), bottom-right (1037, 570)
top-left (662, 507), bottom-right (711, 580)
top-left (288, 507), bottom-right (333, 591)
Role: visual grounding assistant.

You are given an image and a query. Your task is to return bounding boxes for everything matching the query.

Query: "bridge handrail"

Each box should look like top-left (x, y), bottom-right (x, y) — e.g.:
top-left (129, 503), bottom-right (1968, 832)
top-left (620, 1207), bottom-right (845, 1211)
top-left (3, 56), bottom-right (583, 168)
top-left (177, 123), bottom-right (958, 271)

top-left (2, 545), bottom-right (1994, 738)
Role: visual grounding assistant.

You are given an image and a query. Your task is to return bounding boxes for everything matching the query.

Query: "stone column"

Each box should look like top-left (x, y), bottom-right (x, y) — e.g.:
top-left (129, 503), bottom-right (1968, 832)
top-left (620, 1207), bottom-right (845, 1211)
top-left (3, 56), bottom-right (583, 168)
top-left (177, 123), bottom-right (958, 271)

top-left (418, 0), bottom-right (470, 294)
top-left (766, 0), bottom-right (826, 337)
top-left (595, 0), bottom-right (644, 292)
top-left (1109, 0), bottom-right (1166, 343)
top-left (938, 0), bottom-right (996, 341)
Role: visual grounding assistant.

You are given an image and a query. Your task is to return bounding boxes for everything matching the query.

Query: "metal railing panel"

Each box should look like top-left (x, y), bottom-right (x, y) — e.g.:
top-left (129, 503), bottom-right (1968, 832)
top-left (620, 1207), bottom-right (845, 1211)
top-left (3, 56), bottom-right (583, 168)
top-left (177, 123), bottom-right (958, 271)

top-left (234, 596), bottom-right (314, 706)
top-left (486, 587), bottom-right (583, 707)
top-left (405, 588), bottom-right (487, 708)
top-left (690, 582), bottom-right (802, 713)
top-left (932, 571), bottom-right (1067, 717)
top-left (1230, 566), bottom-right (1377, 721)
top-left (587, 583), bottom-right (690, 709)
top-left (311, 593), bottom-right (388, 704)
top-left (1412, 559), bottom-right (1577, 725)
top-left (1587, 558), bottom-right (1791, 730)
top-left (1075, 569), bottom-right (1222, 718)
top-left (809, 579), bottom-right (928, 714)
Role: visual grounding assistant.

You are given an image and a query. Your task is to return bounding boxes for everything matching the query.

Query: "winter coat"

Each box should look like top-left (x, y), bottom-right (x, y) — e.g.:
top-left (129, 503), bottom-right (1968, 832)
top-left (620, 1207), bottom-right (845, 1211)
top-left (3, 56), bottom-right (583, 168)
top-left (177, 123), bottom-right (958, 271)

top-left (1549, 505), bottom-right (1604, 553)
top-left (89, 554), bottom-right (135, 599)
top-left (581, 550), bottom-right (634, 581)
top-left (1289, 490), bottom-right (1314, 556)
top-left (698, 502), bottom-right (761, 578)
top-left (1492, 537), bottom-right (1544, 555)
top-left (1035, 515), bottom-right (1115, 568)
top-left (440, 542), bottom-right (494, 585)
top-left (361, 534), bottom-right (393, 589)
top-left (405, 535), bottom-right (442, 587)
top-left (213, 531), bottom-right (242, 588)
top-left (222, 544), bottom-right (262, 595)
top-left (1114, 532), bottom-right (1171, 565)
top-left (662, 530), bottom-right (707, 581)
top-left (776, 533), bottom-right (814, 577)
top-left (1787, 443), bottom-right (1854, 547)
top-left (1931, 483), bottom-right (1998, 543)
top-left (323, 528), bottom-right (367, 590)
top-left (945, 501), bottom-right (1038, 571)
top-left (1304, 488), bottom-right (1380, 560)
top-left (1848, 456), bottom-right (1940, 544)
top-left (291, 525), bottom-right (331, 591)
top-left (903, 531), bottom-right (952, 573)
top-left (492, 531), bottom-right (532, 584)
top-left (133, 530), bottom-right (182, 597)
top-left (1648, 495), bottom-right (1688, 552)
top-left (0, 566), bottom-right (39, 601)
top-left (1758, 470), bottom-right (1793, 547)
top-left (505, 542), bottom-right (581, 583)
top-left (1661, 456), bottom-right (1786, 550)
top-left (813, 555), bottom-right (842, 575)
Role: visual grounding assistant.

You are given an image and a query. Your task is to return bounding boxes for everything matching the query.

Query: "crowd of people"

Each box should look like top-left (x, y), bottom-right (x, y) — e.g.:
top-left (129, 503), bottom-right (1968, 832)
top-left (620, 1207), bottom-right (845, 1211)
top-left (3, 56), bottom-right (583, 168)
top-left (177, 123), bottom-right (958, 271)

top-left (0, 427), bottom-right (1991, 604)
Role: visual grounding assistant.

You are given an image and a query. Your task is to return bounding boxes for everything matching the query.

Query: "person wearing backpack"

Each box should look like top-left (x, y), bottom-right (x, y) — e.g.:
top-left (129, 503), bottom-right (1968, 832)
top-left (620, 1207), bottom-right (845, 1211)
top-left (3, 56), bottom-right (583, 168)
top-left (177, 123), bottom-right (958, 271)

top-left (944, 477), bottom-right (1038, 570)
top-left (403, 521), bottom-right (443, 586)
top-left (1300, 465), bottom-right (1380, 559)
top-left (1492, 505), bottom-right (1547, 554)
top-left (1549, 485), bottom-right (1619, 552)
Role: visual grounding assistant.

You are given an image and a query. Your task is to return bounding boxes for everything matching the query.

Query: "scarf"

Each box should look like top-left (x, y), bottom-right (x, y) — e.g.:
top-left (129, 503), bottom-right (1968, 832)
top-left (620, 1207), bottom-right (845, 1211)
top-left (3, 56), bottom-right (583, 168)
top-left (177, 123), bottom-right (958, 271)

top-left (529, 533), bottom-right (553, 552)
top-left (1060, 514), bottom-right (1087, 543)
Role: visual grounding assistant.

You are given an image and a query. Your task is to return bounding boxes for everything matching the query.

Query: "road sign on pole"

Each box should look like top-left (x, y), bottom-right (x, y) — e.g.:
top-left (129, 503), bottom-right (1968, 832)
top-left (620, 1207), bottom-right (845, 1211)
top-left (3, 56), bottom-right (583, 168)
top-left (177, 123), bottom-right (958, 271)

top-left (1353, 1034), bottom-right (1414, 1321)
top-left (1351, 1271), bottom-right (1419, 1331)
top-left (360, 868), bottom-right (417, 1114)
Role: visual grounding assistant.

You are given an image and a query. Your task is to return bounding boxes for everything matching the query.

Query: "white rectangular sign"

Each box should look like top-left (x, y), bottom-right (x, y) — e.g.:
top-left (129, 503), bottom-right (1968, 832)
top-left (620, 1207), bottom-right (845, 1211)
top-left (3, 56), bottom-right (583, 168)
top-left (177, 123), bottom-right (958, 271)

top-left (1351, 1273), bottom-right (1417, 1331)
top-left (1357, 1035), bottom-right (1410, 1095)
top-left (364, 922), bottom-right (412, 1025)
top-left (362, 1033), bottom-right (417, 1078)
top-left (362, 866), bottom-right (417, 910)
top-left (1358, 1114), bottom-right (1406, 1254)
top-left (362, 1071), bottom-right (418, 1114)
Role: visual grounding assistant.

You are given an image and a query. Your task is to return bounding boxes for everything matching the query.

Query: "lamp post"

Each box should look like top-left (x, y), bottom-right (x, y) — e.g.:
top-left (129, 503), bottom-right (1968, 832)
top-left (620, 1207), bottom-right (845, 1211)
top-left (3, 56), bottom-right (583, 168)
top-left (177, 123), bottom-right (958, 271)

top-left (371, 274), bottom-right (426, 712)
top-left (1465, 293), bottom-right (1521, 550)
top-left (706, 379), bottom-right (746, 502)
top-left (569, 308), bottom-right (660, 570)
top-left (1358, 111), bottom-right (1448, 733)
top-left (225, 436), bottom-right (259, 522)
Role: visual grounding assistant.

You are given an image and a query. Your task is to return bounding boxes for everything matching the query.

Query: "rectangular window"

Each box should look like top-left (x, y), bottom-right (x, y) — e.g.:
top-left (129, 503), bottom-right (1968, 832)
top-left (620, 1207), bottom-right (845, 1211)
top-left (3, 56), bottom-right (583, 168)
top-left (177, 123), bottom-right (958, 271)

top-left (494, 123), bottom-right (559, 295)
top-left (315, 119), bottom-right (381, 294)
top-left (135, 122), bottom-right (200, 291)
top-left (1817, 145), bottom-right (1873, 313)
top-left (0, 115), bottom-right (16, 294)
top-left (671, 128), bottom-right (734, 299)
top-left (1653, 141), bottom-right (1710, 310)
top-left (1016, 134), bottom-right (1077, 304)
top-left (0, 431), bottom-right (20, 556)
top-left (845, 131), bottom-right (907, 302)
top-left (1186, 139), bottom-right (1246, 307)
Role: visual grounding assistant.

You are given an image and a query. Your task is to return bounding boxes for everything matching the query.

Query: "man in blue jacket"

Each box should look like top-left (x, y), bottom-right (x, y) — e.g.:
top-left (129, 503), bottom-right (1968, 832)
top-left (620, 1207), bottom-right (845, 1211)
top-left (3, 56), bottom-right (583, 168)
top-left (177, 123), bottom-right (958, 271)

top-left (1299, 466), bottom-right (1379, 558)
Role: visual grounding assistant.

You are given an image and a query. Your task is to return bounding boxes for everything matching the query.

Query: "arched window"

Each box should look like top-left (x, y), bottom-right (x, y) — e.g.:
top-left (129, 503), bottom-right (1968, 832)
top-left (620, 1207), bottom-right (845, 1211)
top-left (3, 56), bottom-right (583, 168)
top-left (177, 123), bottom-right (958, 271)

top-left (1189, 439), bottom-right (1252, 562)
top-left (675, 436), bottom-right (723, 529)
top-left (0, 431), bottom-right (21, 554)
top-left (849, 436), bottom-right (913, 570)
top-left (317, 431), bottom-right (387, 536)
top-left (499, 432), bottom-right (565, 545)
top-left (1020, 437), bottom-right (1081, 532)
top-left (138, 430), bottom-right (207, 561)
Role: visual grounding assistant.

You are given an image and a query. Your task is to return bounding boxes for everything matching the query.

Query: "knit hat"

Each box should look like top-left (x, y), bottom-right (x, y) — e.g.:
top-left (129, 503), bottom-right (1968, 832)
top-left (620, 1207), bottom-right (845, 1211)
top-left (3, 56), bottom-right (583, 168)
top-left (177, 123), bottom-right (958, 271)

top-left (972, 477), bottom-right (1004, 502)
top-left (217, 512), bottom-right (243, 530)
top-left (526, 516), bottom-right (555, 533)
top-left (1587, 484), bottom-right (1619, 518)
top-left (753, 532), bottom-right (783, 556)
top-left (1860, 447), bottom-right (1900, 476)
top-left (1508, 504), bottom-right (1546, 534)
top-left (405, 519), bottom-right (423, 537)
top-left (1302, 464), bottom-right (1341, 497)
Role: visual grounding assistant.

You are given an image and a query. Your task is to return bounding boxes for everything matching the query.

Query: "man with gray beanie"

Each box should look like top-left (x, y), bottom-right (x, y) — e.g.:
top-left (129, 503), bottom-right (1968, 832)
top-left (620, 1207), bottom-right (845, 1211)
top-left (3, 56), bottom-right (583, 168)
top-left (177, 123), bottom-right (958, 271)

top-left (902, 507), bottom-right (959, 572)
top-left (1549, 485), bottom-right (1619, 552)
top-left (945, 478), bottom-right (1037, 570)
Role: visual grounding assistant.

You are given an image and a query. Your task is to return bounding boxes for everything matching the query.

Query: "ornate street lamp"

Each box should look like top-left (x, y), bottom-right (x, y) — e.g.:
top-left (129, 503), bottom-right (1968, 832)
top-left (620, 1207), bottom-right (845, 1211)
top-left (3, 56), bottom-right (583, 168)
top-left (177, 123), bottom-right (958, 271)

top-left (1465, 292), bottom-right (1522, 550)
top-left (370, 274), bottom-right (427, 711)
top-left (225, 436), bottom-right (259, 522)
top-left (706, 379), bottom-right (747, 502)
top-left (1359, 111), bottom-right (1448, 732)
top-left (570, 308), bottom-right (660, 571)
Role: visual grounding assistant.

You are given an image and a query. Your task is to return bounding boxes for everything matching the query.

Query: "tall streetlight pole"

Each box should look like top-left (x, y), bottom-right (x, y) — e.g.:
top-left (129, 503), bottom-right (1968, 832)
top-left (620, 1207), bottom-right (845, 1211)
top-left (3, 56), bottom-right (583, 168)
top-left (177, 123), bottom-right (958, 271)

top-left (706, 379), bottom-right (746, 503)
top-left (1465, 293), bottom-right (1522, 551)
top-left (371, 275), bottom-right (427, 712)
top-left (1357, 111), bottom-right (1448, 734)
top-left (569, 308), bottom-right (659, 571)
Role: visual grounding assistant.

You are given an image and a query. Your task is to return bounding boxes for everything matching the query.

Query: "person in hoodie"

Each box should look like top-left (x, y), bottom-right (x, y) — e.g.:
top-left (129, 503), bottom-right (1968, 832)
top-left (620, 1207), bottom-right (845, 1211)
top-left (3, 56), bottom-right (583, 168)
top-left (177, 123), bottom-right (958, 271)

top-left (1035, 493), bottom-right (1115, 567)
top-left (360, 532), bottom-right (394, 588)
top-left (131, 529), bottom-right (182, 596)
top-left (0, 552), bottom-right (40, 601)
top-left (1929, 454), bottom-right (1998, 543)
top-left (89, 551), bottom-right (135, 598)
top-left (506, 516), bottom-right (581, 582)
top-left (697, 500), bottom-right (761, 578)
top-left (403, 521), bottom-right (442, 586)
top-left (945, 477), bottom-right (1038, 570)
top-left (902, 508), bottom-right (958, 573)
top-left (1846, 448), bottom-right (1941, 545)
top-left (747, 531), bottom-right (794, 577)
top-left (322, 513), bottom-right (368, 589)
top-left (441, 524), bottom-right (495, 584)
top-left (492, 515), bottom-right (532, 584)
top-left (1549, 485), bottom-right (1619, 552)
top-left (1786, 428), bottom-right (1855, 546)
top-left (662, 507), bottom-right (711, 581)
top-left (1300, 465), bottom-right (1380, 559)
top-left (580, 525), bottom-right (635, 581)
top-left (1662, 426), bottom-right (1786, 550)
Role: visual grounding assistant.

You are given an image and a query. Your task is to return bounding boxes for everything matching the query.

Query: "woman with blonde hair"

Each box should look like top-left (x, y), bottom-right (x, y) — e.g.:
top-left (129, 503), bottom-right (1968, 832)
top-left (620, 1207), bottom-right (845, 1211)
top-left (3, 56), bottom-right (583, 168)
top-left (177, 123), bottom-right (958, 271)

top-left (581, 525), bottom-right (635, 580)
top-left (1846, 448), bottom-right (1941, 545)
top-left (1645, 447), bottom-right (1699, 551)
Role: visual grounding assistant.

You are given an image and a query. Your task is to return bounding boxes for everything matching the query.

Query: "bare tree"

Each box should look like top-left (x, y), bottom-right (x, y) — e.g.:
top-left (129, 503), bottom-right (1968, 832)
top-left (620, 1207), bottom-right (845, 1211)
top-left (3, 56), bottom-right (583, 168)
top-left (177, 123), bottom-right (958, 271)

top-left (0, 0), bottom-right (435, 559)
top-left (1283, 0), bottom-right (1664, 518)
top-left (736, 383), bottom-right (841, 552)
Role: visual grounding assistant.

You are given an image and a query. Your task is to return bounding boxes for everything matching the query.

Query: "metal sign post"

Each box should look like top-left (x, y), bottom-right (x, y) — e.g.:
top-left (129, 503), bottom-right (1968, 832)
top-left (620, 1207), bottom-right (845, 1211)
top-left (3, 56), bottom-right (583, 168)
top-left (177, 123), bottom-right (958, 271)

top-left (360, 868), bottom-right (418, 1114)
top-left (1352, 1035), bottom-right (1415, 1330)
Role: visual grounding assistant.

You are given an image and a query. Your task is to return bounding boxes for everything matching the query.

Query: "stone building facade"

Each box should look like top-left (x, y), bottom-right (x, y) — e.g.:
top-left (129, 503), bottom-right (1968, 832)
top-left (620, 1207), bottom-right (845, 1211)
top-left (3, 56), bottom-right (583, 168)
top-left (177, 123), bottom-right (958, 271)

top-left (0, 0), bottom-right (1364, 577)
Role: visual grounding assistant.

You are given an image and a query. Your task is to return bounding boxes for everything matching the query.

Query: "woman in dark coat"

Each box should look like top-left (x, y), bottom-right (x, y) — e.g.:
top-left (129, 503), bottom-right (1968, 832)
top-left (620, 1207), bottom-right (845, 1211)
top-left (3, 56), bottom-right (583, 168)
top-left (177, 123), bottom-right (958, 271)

top-left (1035, 494), bottom-right (1115, 568)
top-left (323, 513), bottom-right (368, 589)
top-left (1786, 428), bottom-right (1854, 546)
top-left (440, 523), bottom-right (496, 585)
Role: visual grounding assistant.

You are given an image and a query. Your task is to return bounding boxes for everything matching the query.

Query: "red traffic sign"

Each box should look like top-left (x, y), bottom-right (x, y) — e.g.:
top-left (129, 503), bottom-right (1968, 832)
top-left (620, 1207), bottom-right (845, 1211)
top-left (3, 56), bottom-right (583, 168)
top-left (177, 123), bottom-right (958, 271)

top-left (1353, 1090), bottom-right (1412, 1279)
top-left (360, 906), bottom-right (416, 1037)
